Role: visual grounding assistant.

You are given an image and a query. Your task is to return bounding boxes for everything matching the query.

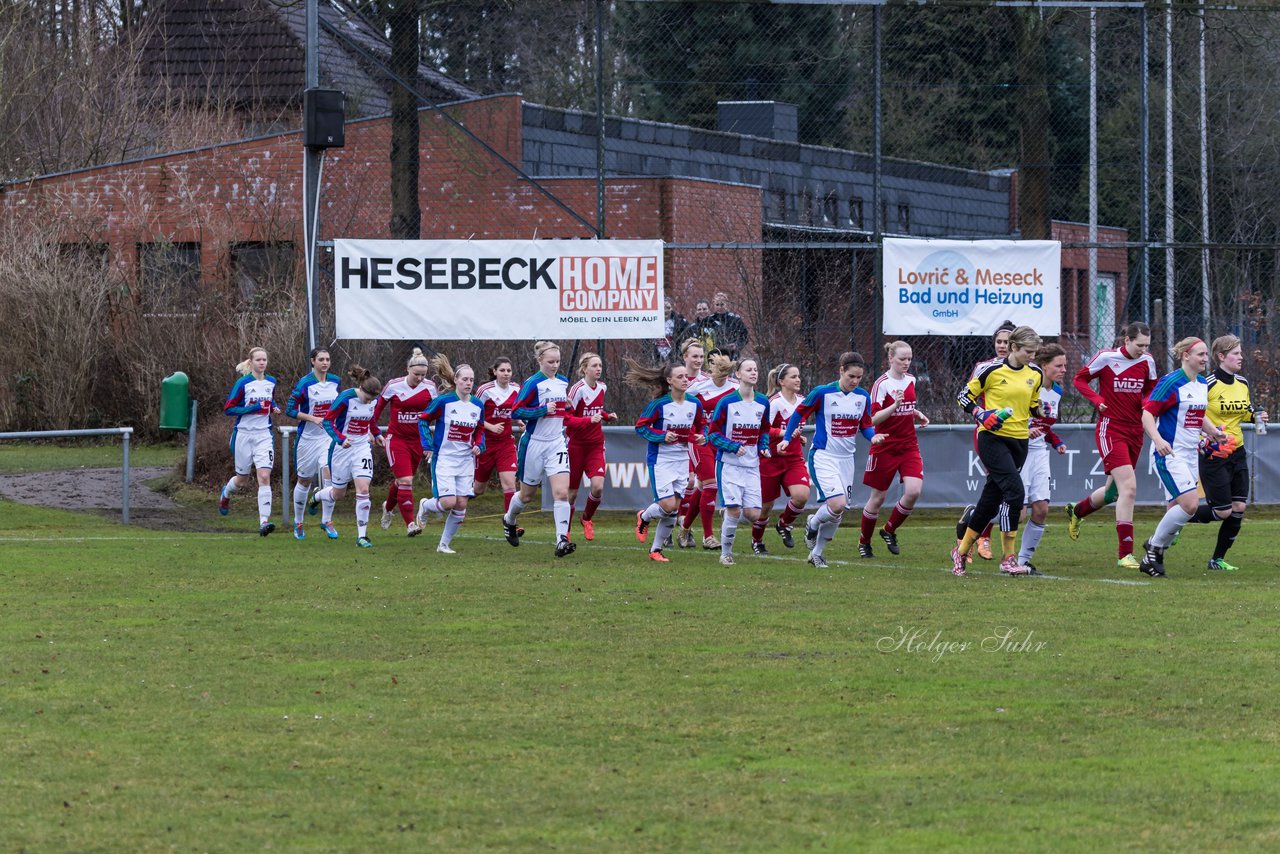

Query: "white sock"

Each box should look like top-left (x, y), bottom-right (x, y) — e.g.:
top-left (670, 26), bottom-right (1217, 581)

top-left (293, 483), bottom-right (309, 523)
top-left (1152, 505), bottom-right (1194, 548)
top-left (420, 497), bottom-right (442, 517)
top-left (641, 502), bottom-right (664, 522)
top-left (317, 486), bottom-right (336, 523)
top-left (814, 514), bottom-right (843, 557)
top-left (441, 509), bottom-right (465, 547)
top-left (257, 485), bottom-right (272, 525)
top-left (553, 500), bottom-right (570, 539)
top-left (1018, 520), bottom-right (1045, 564)
top-left (721, 513), bottom-right (739, 556)
top-left (812, 504), bottom-right (838, 528)
top-left (652, 510), bottom-right (678, 553)
top-left (504, 494), bottom-right (527, 525)
top-left (355, 494), bottom-right (371, 538)
top-left (223, 477), bottom-right (239, 497)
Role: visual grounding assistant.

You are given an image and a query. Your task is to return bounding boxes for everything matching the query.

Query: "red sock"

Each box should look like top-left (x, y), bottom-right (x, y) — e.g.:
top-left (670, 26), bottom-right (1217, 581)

top-left (583, 493), bottom-right (601, 521)
top-left (398, 487), bottom-right (416, 525)
top-left (568, 503), bottom-right (576, 532)
top-left (885, 501), bottom-right (912, 533)
top-left (503, 490), bottom-right (515, 513)
top-left (681, 486), bottom-right (702, 530)
top-left (779, 500), bottom-right (803, 528)
top-left (1117, 521), bottom-right (1134, 558)
top-left (860, 510), bottom-right (877, 544)
top-left (699, 487), bottom-right (717, 538)
top-left (980, 522), bottom-right (994, 539)
top-left (751, 515), bottom-right (768, 543)
top-left (1074, 497), bottom-right (1098, 519)
top-left (384, 483), bottom-right (399, 512)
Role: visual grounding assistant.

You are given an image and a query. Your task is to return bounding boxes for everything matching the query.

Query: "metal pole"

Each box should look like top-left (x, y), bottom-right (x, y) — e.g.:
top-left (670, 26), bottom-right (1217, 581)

top-left (1198, 0), bottom-right (1210, 333)
top-left (280, 426), bottom-right (294, 528)
top-left (1164, 3), bottom-right (1175, 369)
top-left (1089, 9), bottom-right (1098, 342)
top-left (872, 4), bottom-right (883, 376)
top-left (595, 0), bottom-right (606, 376)
top-left (121, 428), bottom-right (131, 525)
top-left (303, 0), bottom-right (320, 351)
top-left (185, 399), bottom-right (198, 483)
top-left (1140, 7), bottom-right (1150, 321)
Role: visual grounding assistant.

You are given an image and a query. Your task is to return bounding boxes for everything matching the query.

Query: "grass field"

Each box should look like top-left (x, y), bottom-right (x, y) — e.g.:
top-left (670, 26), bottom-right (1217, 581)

top-left (4, 479), bottom-right (1280, 851)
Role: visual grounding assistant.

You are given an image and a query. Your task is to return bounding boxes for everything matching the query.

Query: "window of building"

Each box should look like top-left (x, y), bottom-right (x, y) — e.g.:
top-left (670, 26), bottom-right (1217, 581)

top-left (823, 191), bottom-right (838, 225)
top-left (231, 241), bottom-right (296, 311)
top-left (897, 203), bottom-right (911, 233)
top-left (138, 242), bottom-right (201, 316)
top-left (850, 197), bottom-right (865, 230)
top-left (801, 187), bottom-right (815, 226)
top-left (771, 188), bottom-right (787, 222)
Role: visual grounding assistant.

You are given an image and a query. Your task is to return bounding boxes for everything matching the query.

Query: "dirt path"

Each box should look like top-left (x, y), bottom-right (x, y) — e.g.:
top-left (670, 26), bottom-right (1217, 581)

top-left (0, 467), bottom-right (177, 511)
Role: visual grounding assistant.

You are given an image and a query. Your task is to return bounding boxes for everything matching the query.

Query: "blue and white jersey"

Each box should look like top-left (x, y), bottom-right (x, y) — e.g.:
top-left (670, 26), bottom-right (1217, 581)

top-left (512, 371), bottom-right (570, 442)
top-left (708, 390), bottom-right (771, 470)
top-left (323, 389), bottom-right (380, 446)
top-left (1143, 369), bottom-right (1209, 457)
top-left (286, 372), bottom-right (341, 442)
top-left (635, 395), bottom-right (703, 467)
top-left (783, 382), bottom-right (874, 458)
top-left (224, 374), bottom-right (278, 431)
top-left (419, 392), bottom-right (485, 465)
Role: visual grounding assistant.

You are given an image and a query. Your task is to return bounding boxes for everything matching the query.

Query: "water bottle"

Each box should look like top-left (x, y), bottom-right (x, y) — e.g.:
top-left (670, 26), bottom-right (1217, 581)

top-left (1257, 418), bottom-right (1267, 436)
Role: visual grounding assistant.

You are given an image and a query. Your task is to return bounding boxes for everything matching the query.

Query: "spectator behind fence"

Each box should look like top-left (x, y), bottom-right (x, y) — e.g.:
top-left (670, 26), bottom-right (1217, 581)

top-left (711, 291), bottom-right (749, 359)
top-left (653, 296), bottom-right (687, 363)
top-left (678, 299), bottom-right (721, 355)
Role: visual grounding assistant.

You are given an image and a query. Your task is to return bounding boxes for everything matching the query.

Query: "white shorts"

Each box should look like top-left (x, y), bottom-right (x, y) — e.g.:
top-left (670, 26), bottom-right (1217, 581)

top-left (808, 449), bottom-right (857, 504)
top-left (717, 462), bottom-right (763, 510)
top-left (517, 436), bottom-right (569, 487)
top-left (1020, 448), bottom-right (1052, 505)
top-left (432, 457), bottom-right (476, 498)
top-left (1153, 451), bottom-right (1198, 501)
top-left (294, 435), bottom-right (329, 480)
top-left (232, 428), bottom-right (273, 475)
top-left (649, 460), bottom-right (689, 502)
top-left (329, 441), bottom-right (374, 487)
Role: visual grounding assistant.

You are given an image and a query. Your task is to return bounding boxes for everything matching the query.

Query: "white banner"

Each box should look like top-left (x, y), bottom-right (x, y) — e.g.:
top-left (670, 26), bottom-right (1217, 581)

top-left (883, 238), bottom-right (1061, 336)
top-left (333, 239), bottom-right (664, 339)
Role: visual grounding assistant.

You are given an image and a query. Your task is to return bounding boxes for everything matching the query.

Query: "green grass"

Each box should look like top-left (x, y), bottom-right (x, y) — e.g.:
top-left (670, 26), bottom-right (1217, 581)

top-left (3, 492), bottom-right (1280, 851)
top-left (0, 438), bottom-right (184, 473)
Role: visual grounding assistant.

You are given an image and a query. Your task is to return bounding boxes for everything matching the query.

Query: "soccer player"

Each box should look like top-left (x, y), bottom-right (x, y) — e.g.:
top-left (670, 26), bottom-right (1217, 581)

top-left (952, 326), bottom-right (1044, 577)
top-left (473, 357), bottom-right (522, 517)
top-left (220, 346), bottom-right (280, 536)
top-left (1181, 335), bottom-right (1270, 571)
top-left (1065, 321), bottom-right (1158, 569)
top-left (630, 361), bottom-right (705, 563)
top-left (565, 352), bottom-right (617, 541)
top-left (285, 347), bottom-right (341, 540)
top-left (860, 341), bottom-right (931, 558)
top-left (374, 348), bottom-right (438, 537)
top-left (750, 362), bottom-right (810, 554)
top-left (956, 321), bottom-right (1015, 561)
top-left (311, 366), bottom-right (384, 548)
top-left (1016, 342), bottom-right (1068, 574)
top-left (502, 341), bottom-right (576, 557)
top-left (680, 340), bottom-right (738, 550)
top-left (1136, 338), bottom-right (1227, 577)
top-left (673, 338), bottom-right (709, 549)
top-left (706, 358), bottom-right (771, 566)
top-left (778, 352), bottom-right (878, 569)
top-left (415, 356), bottom-right (484, 555)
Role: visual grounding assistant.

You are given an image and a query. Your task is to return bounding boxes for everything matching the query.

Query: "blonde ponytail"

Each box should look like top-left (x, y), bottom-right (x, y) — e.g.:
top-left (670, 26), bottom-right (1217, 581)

top-left (235, 347), bottom-right (267, 376)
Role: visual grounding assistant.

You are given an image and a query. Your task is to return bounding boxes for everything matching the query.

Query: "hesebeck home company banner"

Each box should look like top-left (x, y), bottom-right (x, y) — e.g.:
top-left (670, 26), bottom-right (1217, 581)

top-left (334, 239), bottom-right (664, 340)
top-left (883, 238), bottom-right (1061, 336)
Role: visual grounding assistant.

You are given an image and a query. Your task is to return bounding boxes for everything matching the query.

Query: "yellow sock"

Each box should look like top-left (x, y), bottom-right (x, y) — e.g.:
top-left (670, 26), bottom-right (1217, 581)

top-left (959, 529), bottom-right (978, 555)
top-left (1001, 530), bottom-right (1017, 557)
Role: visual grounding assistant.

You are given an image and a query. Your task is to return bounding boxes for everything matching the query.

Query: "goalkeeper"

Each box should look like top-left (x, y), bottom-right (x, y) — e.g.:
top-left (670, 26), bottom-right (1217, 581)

top-left (951, 325), bottom-right (1045, 577)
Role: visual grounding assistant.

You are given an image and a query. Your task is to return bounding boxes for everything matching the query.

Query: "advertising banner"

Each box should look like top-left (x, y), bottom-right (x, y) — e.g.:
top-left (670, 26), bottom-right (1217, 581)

top-left (883, 237), bottom-right (1061, 336)
top-left (334, 239), bottom-right (664, 340)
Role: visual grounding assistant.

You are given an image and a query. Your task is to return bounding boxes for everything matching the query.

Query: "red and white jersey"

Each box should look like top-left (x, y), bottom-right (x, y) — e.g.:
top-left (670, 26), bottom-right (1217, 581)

top-left (1028, 382), bottom-right (1065, 452)
top-left (868, 371), bottom-right (919, 452)
top-left (1074, 347), bottom-right (1158, 430)
top-left (688, 376), bottom-right (740, 420)
top-left (375, 376), bottom-right (438, 441)
top-left (766, 393), bottom-right (804, 457)
top-left (475, 380), bottom-right (521, 440)
top-left (324, 390), bottom-right (381, 445)
top-left (566, 380), bottom-right (608, 445)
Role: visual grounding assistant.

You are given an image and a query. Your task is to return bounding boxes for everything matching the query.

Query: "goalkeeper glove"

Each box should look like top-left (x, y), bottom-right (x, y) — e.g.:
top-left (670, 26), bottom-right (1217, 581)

top-left (1211, 434), bottom-right (1239, 459)
top-left (976, 407), bottom-right (1013, 431)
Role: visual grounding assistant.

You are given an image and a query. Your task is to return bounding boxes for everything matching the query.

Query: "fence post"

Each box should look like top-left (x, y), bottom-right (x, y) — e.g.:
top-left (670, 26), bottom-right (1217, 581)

top-left (279, 426), bottom-right (295, 529)
top-left (121, 428), bottom-right (132, 525)
top-left (186, 400), bottom-right (198, 483)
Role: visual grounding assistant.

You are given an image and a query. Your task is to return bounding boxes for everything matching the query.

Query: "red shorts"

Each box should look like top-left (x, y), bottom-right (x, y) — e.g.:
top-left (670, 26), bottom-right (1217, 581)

top-left (384, 435), bottom-right (425, 480)
top-left (760, 453), bottom-right (810, 504)
top-left (1096, 418), bottom-right (1144, 473)
top-left (863, 445), bottom-right (925, 492)
top-left (474, 436), bottom-right (518, 482)
top-left (569, 441), bottom-right (606, 487)
top-left (692, 441), bottom-right (717, 482)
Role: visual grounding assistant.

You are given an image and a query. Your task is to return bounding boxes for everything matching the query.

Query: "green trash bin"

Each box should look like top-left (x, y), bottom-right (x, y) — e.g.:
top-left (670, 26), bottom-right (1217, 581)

top-left (160, 372), bottom-right (191, 430)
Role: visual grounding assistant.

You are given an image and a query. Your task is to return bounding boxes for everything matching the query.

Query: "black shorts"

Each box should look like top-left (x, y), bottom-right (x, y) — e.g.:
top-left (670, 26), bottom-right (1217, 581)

top-left (1199, 447), bottom-right (1249, 508)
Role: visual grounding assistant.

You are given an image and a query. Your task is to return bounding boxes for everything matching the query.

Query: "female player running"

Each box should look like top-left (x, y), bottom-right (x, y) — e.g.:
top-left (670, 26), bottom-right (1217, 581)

top-left (312, 366), bottom-right (384, 549)
top-left (1065, 321), bottom-right (1158, 569)
top-left (952, 326), bottom-right (1044, 577)
top-left (414, 356), bottom-right (485, 555)
top-left (1181, 335), bottom-right (1270, 571)
top-left (749, 362), bottom-right (811, 555)
top-left (778, 352), bottom-right (878, 569)
top-left (285, 347), bottom-right (341, 539)
top-left (630, 361), bottom-right (705, 563)
top-left (566, 352), bottom-right (617, 541)
top-left (860, 341), bottom-right (931, 558)
top-left (1015, 343), bottom-right (1068, 574)
top-left (680, 346), bottom-right (739, 549)
top-left (671, 339), bottom-right (708, 550)
top-left (502, 341), bottom-right (576, 558)
top-left (220, 346), bottom-right (280, 536)
top-left (706, 358), bottom-right (771, 566)
top-left (473, 357), bottom-right (522, 516)
top-left (1136, 338), bottom-right (1226, 577)
top-left (374, 348), bottom-right (437, 536)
